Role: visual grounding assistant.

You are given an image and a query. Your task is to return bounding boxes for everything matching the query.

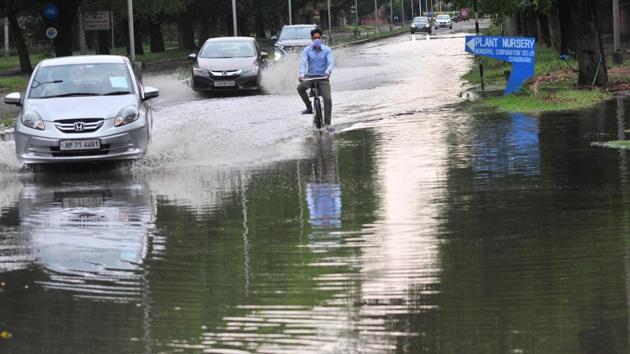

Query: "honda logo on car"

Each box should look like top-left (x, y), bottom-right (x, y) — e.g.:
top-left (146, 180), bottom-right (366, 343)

top-left (74, 122), bottom-right (85, 132)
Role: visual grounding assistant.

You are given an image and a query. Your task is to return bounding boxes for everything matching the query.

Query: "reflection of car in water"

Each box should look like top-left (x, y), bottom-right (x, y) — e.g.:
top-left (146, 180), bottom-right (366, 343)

top-left (18, 178), bottom-right (155, 299)
top-left (306, 135), bottom-right (342, 229)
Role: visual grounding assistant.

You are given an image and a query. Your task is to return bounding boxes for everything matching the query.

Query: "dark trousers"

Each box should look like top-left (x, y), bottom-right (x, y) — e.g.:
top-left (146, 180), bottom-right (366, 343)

top-left (297, 79), bottom-right (332, 122)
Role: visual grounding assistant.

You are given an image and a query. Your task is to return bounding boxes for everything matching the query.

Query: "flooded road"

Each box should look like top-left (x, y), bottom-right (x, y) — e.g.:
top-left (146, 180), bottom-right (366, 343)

top-left (1, 32), bottom-right (630, 353)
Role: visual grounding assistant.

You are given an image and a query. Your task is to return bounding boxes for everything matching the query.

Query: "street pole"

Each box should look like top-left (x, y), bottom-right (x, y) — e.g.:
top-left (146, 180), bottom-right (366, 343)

top-left (288, 0), bottom-right (292, 25)
top-left (111, 12), bottom-right (115, 54)
top-left (401, 0), bottom-right (405, 24)
top-left (374, 0), bottom-right (378, 26)
top-left (390, 0), bottom-right (393, 30)
top-left (4, 18), bottom-right (8, 57)
top-left (419, 0), bottom-right (422, 16)
top-left (127, 0), bottom-right (135, 61)
top-left (78, 9), bottom-right (86, 55)
top-left (327, 0), bottom-right (332, 42)
top-left (355, 0), bottom-right (359, 37)
top-left (410, 0), bottom-right (414, 19)
top-left (232, 0), bottom-right (238, 36)
top-left (613, 0), bottom-right (624, 64)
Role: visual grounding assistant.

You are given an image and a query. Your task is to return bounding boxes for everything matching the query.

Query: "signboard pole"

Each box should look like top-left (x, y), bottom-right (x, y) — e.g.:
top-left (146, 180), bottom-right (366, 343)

top-left (613, 0), bottom-right (623, 64)
top-left (389, 0), bottom-right (393, 30)
top-left (473, 0), bottom-right (484, 91)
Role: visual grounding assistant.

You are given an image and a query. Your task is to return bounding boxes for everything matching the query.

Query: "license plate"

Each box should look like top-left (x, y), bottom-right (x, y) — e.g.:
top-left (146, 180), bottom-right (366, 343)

top-left (60, 139), bottom-right (101, 151)
top-left (62, 196), bottom-right (104, 208)
top-left (214, 80), bottom-right (236, 87)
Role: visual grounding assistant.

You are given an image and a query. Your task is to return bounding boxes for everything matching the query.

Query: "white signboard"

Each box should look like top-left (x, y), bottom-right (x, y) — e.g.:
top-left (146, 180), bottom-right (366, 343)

top-left (84, 11), bottom-right (111, 31)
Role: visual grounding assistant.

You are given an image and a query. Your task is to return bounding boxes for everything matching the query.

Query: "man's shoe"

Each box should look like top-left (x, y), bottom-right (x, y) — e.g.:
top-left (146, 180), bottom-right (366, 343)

top-left (301, 108), bottom-right (313, 114)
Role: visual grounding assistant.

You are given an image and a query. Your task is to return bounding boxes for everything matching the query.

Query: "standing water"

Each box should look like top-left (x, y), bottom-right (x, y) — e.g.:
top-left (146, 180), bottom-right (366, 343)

top-left (0, 33), bottom-right (628, 353)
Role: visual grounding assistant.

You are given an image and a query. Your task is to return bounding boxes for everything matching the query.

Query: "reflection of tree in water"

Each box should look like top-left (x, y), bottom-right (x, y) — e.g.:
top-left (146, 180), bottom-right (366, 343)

top-left (306, 134), bottom-right (342, 230)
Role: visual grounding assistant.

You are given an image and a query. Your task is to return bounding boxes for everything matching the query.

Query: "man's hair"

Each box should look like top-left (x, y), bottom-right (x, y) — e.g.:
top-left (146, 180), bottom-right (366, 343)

top-left (311, 28), bottom-right (323, 38)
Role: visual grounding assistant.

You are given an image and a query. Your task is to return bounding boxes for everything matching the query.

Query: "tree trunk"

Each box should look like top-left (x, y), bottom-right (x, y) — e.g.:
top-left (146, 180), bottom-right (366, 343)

top-left (573, 0), bottom-right (608, 86)
top-left (547, 3), bottom-right (562, 51)
top-left (558, 0), bottom-right (575, 54)
top-left (54, 1), bottom-right (82, 57)
top-left (126, 17), bottom-right (144, 56)
top-left (537, 11), bottom-right (551, 48)
top-left (149, 20), bottom-right (165, 53)
top-left (255, 5), bottom-right (266, 38)
top-left (96, 31), bottom-right (110, 54)
top-left (8, 12), bottom-right (31, 74)
top-left (177, 11), bottom-right (196, 50)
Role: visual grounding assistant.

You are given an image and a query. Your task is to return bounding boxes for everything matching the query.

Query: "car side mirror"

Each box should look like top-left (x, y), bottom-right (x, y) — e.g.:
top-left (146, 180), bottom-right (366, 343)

top-left (143, 86), bottom-right (159, 100)
top-left (4, 92), bottom-right (21, 106)
top-left (188, 53), bottom-right (197, 61)
top-left (261, 51), bottom-right (269, 59)
top-left (270, 36), bottom-right (278, 41)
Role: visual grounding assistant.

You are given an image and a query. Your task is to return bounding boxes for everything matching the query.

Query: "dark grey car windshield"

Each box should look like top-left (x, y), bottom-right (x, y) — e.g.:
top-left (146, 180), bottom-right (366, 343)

top-left (29, 63), bottom-right (135, 99)
top-left (279, 27), bottom-right (313, 40)
top-left (200, 42), bottom-right (256, 58)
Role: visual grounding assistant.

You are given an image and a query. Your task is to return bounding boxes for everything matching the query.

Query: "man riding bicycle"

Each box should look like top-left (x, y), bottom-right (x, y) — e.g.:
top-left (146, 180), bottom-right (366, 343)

top-left (298, 28), bottom-right (335, 123)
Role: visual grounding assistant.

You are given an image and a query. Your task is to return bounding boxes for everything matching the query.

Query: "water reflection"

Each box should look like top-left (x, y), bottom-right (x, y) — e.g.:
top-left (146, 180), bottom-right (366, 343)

top-left (306, 135), bottom-right (342, 230)
top-left (2, 100), bottom-right (630, 353)
top-left (18, 178), bottom-right (155, 300)
top-left (472, 112), bottom-right (541, 178)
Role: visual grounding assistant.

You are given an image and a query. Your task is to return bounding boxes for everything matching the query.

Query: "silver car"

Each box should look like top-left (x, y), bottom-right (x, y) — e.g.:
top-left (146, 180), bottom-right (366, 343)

top-left (4, 55), bottom-right (159, 164)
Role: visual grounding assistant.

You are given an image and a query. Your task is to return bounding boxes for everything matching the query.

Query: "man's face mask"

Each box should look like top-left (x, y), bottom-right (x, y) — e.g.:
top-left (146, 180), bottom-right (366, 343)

top-left (313, 38), bottom-right (322, 48)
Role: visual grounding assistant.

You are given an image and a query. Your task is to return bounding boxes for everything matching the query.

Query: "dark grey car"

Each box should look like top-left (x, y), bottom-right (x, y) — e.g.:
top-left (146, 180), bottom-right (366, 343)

top-left (273, 24), bottom-right (319, 60)
top-left (189, 37), bottom-right (268, 93)
top-left (411, 17), bottom-right (432, 34)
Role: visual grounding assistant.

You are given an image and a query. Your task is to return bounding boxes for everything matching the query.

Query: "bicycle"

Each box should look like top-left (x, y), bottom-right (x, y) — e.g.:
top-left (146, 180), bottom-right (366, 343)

top-left (301, 77), bottom-right (329, 129)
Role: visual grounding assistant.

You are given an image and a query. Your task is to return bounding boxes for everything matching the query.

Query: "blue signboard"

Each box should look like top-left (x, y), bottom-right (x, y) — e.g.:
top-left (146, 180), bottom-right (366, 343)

top-left (43, 3), bottom-right (59, 21)
top-left (465, 36), bottom-right (537, 96)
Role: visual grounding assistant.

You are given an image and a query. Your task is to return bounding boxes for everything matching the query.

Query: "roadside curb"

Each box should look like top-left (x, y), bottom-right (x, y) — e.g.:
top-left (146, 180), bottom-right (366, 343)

top-left (144, 29), bottom-right (409, 70)
top-left (332, 28), bottom-right (408, 49)
top-left (0, 127), bottom-right (14, 142)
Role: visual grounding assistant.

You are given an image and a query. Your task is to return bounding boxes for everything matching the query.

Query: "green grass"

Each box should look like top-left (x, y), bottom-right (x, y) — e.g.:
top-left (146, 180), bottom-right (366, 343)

top-left (478, 89), bottom-right (611, 113)
top-left (0, 75), bottom-right (29, 94)
top-left (597, 140), bottom-right (630, 149)
top-left (0, 54), bottom-right (47, 71)
top-left (0, 116), bottom-right (15, 128)
top-left (464, 44), bottom-right (613, 113)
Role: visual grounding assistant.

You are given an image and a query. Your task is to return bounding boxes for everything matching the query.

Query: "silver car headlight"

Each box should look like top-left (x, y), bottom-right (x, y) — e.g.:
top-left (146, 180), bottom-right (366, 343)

top-left (115, 106), bottom-right (139, 127)
top-left (242, 66), bottom-right (259, 75)
top-left (22, 111), bottom-right (45, 130)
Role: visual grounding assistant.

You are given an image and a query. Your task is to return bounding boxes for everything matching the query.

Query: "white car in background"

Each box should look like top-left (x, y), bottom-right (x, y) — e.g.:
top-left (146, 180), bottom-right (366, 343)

top-left (435, 14), bottom-right (453, 29)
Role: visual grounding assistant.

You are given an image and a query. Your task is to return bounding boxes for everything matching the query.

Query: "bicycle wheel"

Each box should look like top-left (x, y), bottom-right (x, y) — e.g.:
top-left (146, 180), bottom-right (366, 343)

top-left (314, 98), bottom-right (323, 129)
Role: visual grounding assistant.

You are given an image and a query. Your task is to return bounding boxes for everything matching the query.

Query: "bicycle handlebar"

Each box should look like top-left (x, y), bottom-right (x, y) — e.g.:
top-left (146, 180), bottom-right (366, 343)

top-left (301, 77), bottom-right (328, 82)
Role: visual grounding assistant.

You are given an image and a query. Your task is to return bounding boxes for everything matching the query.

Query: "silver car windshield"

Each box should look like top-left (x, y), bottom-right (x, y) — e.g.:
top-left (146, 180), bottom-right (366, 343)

top-left (279, 27), bottom-right (313, 40)
top-left (200, 41), bottom-right (256, 58)
top-left (414, 17), bottom-right (429, 24)
top-left (437, 15), bottom-right (450, 20)
top-left (29, 63), bottom-right (135, 99)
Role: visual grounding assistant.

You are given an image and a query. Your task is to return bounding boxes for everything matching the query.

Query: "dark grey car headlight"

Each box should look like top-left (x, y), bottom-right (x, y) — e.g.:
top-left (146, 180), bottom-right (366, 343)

top-left (193, 67), bottom-right (207, 76)
top-left (22, 111), bottom-right (45, 130)
top-left (242, 66), bottom-right (259, 75)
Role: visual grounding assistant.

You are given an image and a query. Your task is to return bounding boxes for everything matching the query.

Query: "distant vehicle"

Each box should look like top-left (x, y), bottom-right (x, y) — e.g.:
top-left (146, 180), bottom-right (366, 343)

top-left (435, 14), bottom-right (453, 29)
top-left (411, 17), bottom-right (432, 34)
top-left (458, 8), bottom-right (471, 21)
top-left (4, 55), bottom-right (159, 164)
top-left (188, 37), bottom-right (267, 93)
top-left (272, 24), bottom-right (320, 60)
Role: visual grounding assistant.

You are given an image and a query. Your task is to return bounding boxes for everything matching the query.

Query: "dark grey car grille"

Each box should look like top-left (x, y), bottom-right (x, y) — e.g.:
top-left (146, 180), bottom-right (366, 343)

top-left (55, 118), bottom-right (104, 133)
